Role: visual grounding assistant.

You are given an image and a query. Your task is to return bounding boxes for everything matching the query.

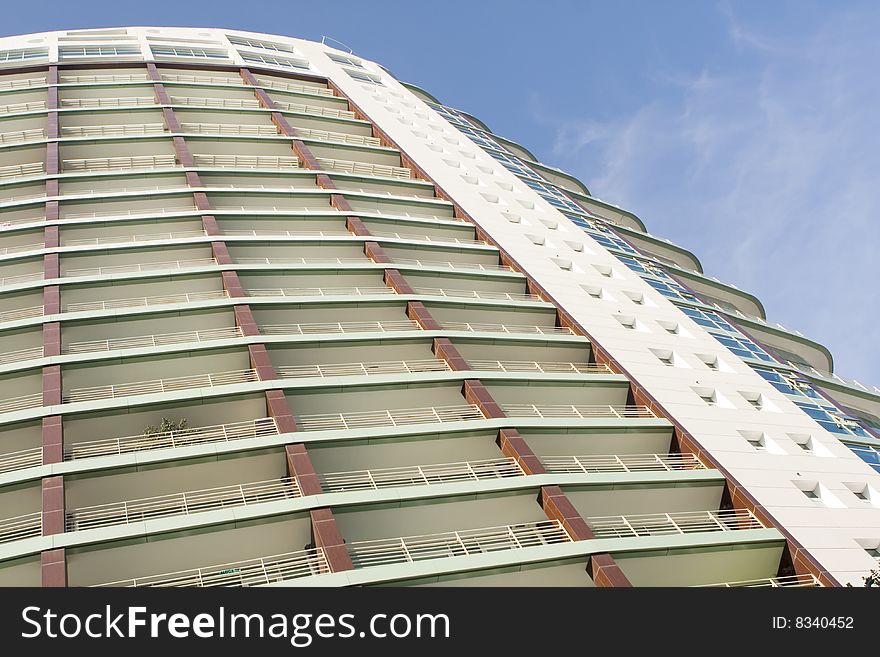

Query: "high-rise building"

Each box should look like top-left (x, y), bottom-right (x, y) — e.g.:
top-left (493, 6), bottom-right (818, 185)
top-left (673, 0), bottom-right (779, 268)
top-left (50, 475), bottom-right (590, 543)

top-left (0, 27), bottom-right (877, 589)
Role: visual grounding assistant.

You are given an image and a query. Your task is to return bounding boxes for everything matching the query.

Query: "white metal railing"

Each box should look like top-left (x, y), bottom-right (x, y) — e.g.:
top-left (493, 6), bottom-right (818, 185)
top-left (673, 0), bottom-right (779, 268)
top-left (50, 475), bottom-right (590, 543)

top-left (60, 124), bottom-right (166, 137)
top-left (66, 417), bottom-right (279, 461)
top-left (0, 271), bottom-right (43, 287)
top-left (63, 154), bottom-right (177, 172)
top-left (64, 368), bottom-right (260, 403)
top-left (586, 509), bottom-right (765, 539)
top-left (160, 73), bottom-right (244, 86)
top-left (348, 520), bottom-right (572, 568)
top-left (0, 512), bottom-right (42, 544)
top-left (504, 404), bottom-right (657, 420)
top-left (247, 286), bottom-right (395, 298)
top-left (276, 359), bottom-right (451, 380)
top-left (0, 446), bottom-right (42, 475)
top-left (440, 322), bottom-right (574, 336)
top-left (180, 122), bottom-right (279, 136)
top-left (0, 100), bottom-right (47, 114)
top-left (296, 404), bottom-right (485, 432)
top-left (0, 128), bottom-right (45, 144)
top-left (65, 257), bottom-right (218, 278)
top-left (61, 205), bottom-right (197, 221)
top-left (222, 228), bottom-right (350, 238)
top-left (696, 574), bottom-right (821, 588)
top-left (0, 214), bottom-right (45, 228)
top-left (94, 547), bottom-right (330, 587)
top-left (0, 77), bottom-right (46, 90)
top-left (0, 305), bottom-right (44, 323)
top-left (320, 457), bottom-right (524, 493)
top-left (65, 290), bottom-right (229, 313)
top-left (192, 154), bottom-right (300, 169)
top-left (411, 287), bottom-right (542, 303)
top-left (316, 157), bottom-right (411, 180)
top-left (258, 79), bottom-right (335, 97)
top-left (0, 393), bottom-right (43, 414)
top-left (0, 242), bottom-right (43, 256)
top-left (234, 256), bottom-right (367, 267)
top-left (60, 97), bottom-right (156, 108)
top-left (370, 231), bottom-right (484, 246)
top-left (393, 258), bottom-right (510, 272)
top-left (66, 326), bottom-right (243, 354)
top-left (469, 360), bottom-right (612, 374)
top-left (169, 96), bottom-right (260, 109)
top-left (260, 320), bottom-right (420, 335)
top-left (62, 230), bottom-right (207, 248)
top-left (60, 183), bottom-right (190, 198)
top-left (0, 345), bottom-right (43, 365)
top-left (294, 127), bottom-right (381, 147)
top-left (274, 100), bottom-right (355, 119)
top-left (60, 73), bottom-right (149, 84)
top-left (0, 162), bottom-right (45, 179)
top-left (66, 476), bottom-right (301, 532)
top-left (541, 453), bottom-right (706, 474)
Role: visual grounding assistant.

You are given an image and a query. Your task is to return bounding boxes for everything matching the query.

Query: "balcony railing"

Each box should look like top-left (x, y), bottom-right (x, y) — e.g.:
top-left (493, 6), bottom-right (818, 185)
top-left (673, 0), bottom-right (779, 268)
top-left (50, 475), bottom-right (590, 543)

top-left (62, 229), bottom-right (207, 248)
top-left (65, 326), bottom-right (243, 355)
top-left (541, 453), bottom-right (706, 474)
top-left (260, 320), bottom-right (421, 335)
top-left (504, 404), bottom-right (657, 420)
top-left (0, 512), bottom-right (42, 545)
top-left (0, 345), bottom-right (44, 365)
top-left (169, 96), bottom-right (261, 109)
top-left (60, 97), bottom-right (156, 108)
top-left (0, 241), bottom-right (44, 256)
top-left (315, 157), bottom-right (411, 180)
top-left (0, 271), bottom-right (43, 287)
top-left (585, 509), bottom-right (765, 539)
top-left (0, 446), bottom-right (42, 475)
top-left (470, 360), bottom-right (611, 375)
top-left (293, 127), bottom-right (381, 147)
top-left (320, 457), bottom-right (524, 493)
top-left (273, 100), bottom-right (355, 119)
top-left (160, 73), bottom-right (244, 86)
top-left (192, 154), bottom-right (300, 169)
top-left (60, 124), bottom-right (166, 137)
top-left (0, 305), bottom-right (44, 323)
top-left (222, 229), bottom-right (351, 238)
top-left (440, 322), bottom-right (574, 336)
top-left (66, 476), bottom-right (302, 532)
top-left (64, 368), bottom-right (260, 403)
top-left (94, 547), bottom-right (330, 587)
top-left (63, 154), bottom-right (177, 172)
top-left (235, 256), bottom-right (368, 267)
top-left (0, 393), bottom-right (43, 414)
top-left (62, 205), bottom-right (197, 220)
top-left (65, 257), bottom-right (217, 278)
top-left (0, 162), bottom-right (45, 179)
top-left (66, 417), bottom-right (279, 461)
top-left (276, 359), bottom-right (451, 380)
top-left (65, 290), bottom-right (229, 313)
top-left (0, 100), bottom-right (47, 114)
top-left (696, 574), bottom-right (821, 588)
top-left (180, 122), bottom-right (279, 136)
top-left (410, 287), bottom-right (541, 303)
top-left (247, 286), bottom-right (395, 298)
top-left (0, 213), bottom-right (45, 227)
top-left (60, 73), bottom-right (149, 84)
top-left (392, 258), bottom-right (510, 272)
top-left (347, 520), bottom-right (572, 569)
top-left (0, 128), bottom-right (45, 145)
top-left (295, 404), bottom-right (485, 432)
top-left (370, 231), bottom-right (484, 246)
top-left (0, 76), bottom-right (46, 90)
top-left (258, 79), bottom-right (335, 97)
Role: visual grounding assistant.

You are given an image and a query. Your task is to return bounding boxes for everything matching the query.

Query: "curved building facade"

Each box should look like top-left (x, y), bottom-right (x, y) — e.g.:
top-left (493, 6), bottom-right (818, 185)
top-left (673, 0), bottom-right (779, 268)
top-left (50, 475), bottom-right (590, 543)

top-left (0, 27), bottom-right (877, 587)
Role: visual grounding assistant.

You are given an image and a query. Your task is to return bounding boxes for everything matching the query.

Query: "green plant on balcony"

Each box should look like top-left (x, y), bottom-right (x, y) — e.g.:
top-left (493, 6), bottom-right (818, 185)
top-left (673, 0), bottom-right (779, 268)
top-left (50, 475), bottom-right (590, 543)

top-left (143, 417), bottom-right (188, 437)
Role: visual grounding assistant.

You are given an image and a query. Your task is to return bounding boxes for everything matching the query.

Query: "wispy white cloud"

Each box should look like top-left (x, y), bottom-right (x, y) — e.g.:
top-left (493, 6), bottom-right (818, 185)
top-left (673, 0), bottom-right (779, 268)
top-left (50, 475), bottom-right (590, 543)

top-left (535, 4), bottom-right (880, 384)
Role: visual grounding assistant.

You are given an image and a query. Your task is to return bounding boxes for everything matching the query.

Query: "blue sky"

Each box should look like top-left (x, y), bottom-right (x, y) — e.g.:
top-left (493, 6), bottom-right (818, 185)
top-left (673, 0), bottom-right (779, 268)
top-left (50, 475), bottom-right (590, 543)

top-left (5, 0), bottom-right (879, 384)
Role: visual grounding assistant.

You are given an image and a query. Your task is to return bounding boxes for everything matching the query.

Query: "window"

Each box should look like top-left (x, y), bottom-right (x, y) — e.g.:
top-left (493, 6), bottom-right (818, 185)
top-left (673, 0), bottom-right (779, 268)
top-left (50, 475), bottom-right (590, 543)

top-left (614, 314), bottom-right (647, 332)
top-left (842, 442), bottom-right (880, 473)
top-left (867, 547), bottom-right (880, 558)
top-left (151, 46), bottom-right (228, 59)
top-left (698, 391), bottom-right (717, 406)
top-left (345, 69), bottom-right (382, 85)
top-left (227, 35), bottom-right (294, 52)
top-left (522, 179), bottom-right (584, 213)
top-left (644, 278), bottom-right (699, 302)
top-left (426, 102), bottom-right (483, 129)
top-left (802, 487), bottom-right (821, 501)
top-left (60, 45), bottom-right (140, 58)
top-left (854, 488), bottom-right (870, 501)
top-left (616, 255), bottom-right (673, 281)
top-left (746, 436), bottom-right (766, 450)
top-left (712, 333), bottom-right (776, 362)
top-left (679, 306), bottom-right (738, 333)
top-left (794, 402), bottom-right (872, 438)
top-left (328, 53), bottom-right (365, 68)
top-left (752, 367), bottom-right (823, 399)
top-left (240, 52), bottom-right (309, 70)
top-left (0, 48), bottom-right (48, 63)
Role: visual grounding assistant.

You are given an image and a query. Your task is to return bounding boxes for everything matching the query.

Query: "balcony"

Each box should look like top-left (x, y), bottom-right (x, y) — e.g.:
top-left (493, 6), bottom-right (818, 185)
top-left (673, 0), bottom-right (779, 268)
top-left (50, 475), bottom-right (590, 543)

top-left (412, 287), bottom-right (540, 304)
top-left (0, 161), bottom-right (44, 181)
top-left (255, 76), bottom-right (335, 99)
top-left (440, 322), bottom-right (574, 337)
top-left (504, 405), bottom-right (655, 420)
top-left (0, 420), bottom-right (41, 475)
top-left (60, 96), bottom-right (156, 109)
top-left (160, 72), bottom-right (246, 86)
top-left (0, 128), bottom-right (45, 146)
top-left (696, 574), bottom-right (821, 587)
top-left (0, 100), bottom-right (46, 115)
top-left (229, 241), bottom-right (368, 264)
top-left (0, 290), bottom-right (44, 324)
top-left (0, 326), bottom-right (43, 365)
top-left (316, 157), bottom-right (410, 180)
top-left (0, 227), bottom-right (43, 256)
top-left (293, 127), bottom-right (380, 147)
top-left (62, 154), bottom-right (177, 173)
top-left (261, 319), bottom-right (420, 336)
top-left (0, 75), bottom-right (46, 90)
top-left (0, 511), bottom-right (42, 545)
top-left (180, 122), bottom-right (279, 137)
top-left (60, 193), bottom-right (196, 220)
top-left (60, 123), bottom-right (166, 138)
top-left (208, 192), bottom-right (333, 213)
top-left (586, 509), bottom-right (763, 538)
top-left (96, 547), bottom-right (329, 587)
top-left (345, 196), bottom-right (457, 222)
top-left (0, 371), bottom-right (42, 414)
top-left (169, 96), bottom-right (261, 110)
top-left (60, 73), bottom-right (149, 84)
top-left (59, 172), bottom-right (188, 197)
top-left (63, 368), bottom-right (259, 404)
top-left (487, 379), bottom-right (631, 409)
top-left (240, 269), bottom-right (390, 298)
top-left (541, 453), bottom-right (705, 473)
top-left (295, 404), bottom-right (484, 432)
top-left (0, 185), bottom-right (45, 207)
top-left (64, 288), bottom-right (228, 314)
top-left (58, 108), bottom-right (166, 130)
top-left (273, 99), bottom-right (355, 120)
top-left (61, 225), bottom-right (206, 248)
top-left (424, 303), bottom-right (561, 333)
